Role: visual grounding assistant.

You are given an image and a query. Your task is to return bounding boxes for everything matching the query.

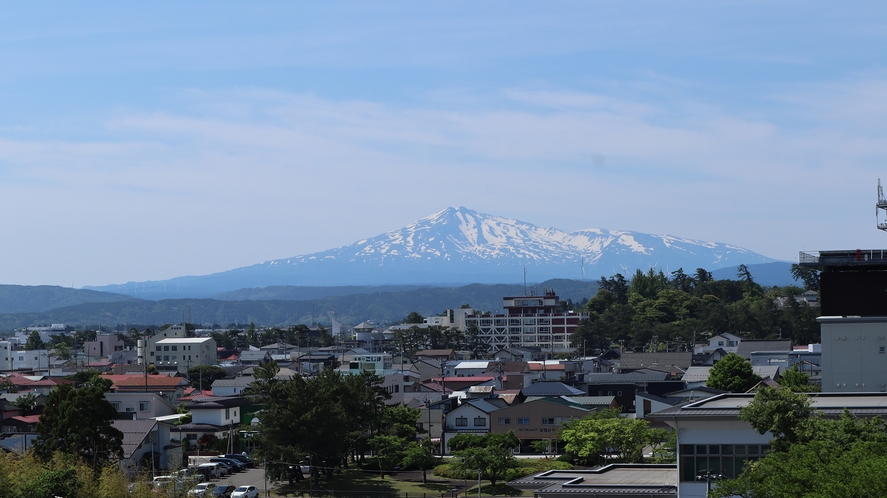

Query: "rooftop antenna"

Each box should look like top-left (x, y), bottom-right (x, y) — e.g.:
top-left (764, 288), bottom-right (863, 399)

top-left (523, 266), bottom-right (527, 296)
top-left (877, 179), bottom-right (887, 231)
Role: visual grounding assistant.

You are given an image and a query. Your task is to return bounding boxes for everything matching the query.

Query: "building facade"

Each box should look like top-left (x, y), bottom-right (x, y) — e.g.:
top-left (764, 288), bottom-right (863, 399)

top-left (463, 290), bottom-right (587, 352)
top-left (153, 337), bottom-right (217, 373)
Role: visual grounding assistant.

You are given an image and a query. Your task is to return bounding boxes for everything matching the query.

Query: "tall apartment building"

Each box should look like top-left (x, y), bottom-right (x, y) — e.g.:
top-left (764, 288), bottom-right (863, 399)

top-left (463, 290), bottom-right (587, 352)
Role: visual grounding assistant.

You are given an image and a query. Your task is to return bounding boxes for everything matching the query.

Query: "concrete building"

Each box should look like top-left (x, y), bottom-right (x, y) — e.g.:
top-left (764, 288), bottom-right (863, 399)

top-left (799, 249), bottom-right (887, 392)
top-left (84, 334), bottom-right (125, 360)
top-left (464, 290), bottom-right (588, 353)
top-left (153, 337), bottom-right (217, 373)
top-left (0, 342), bottom-right (49, 373)
top-left (145, 324), bottom-right (189, 365)
top-left (650, 392), bottom-right (887, 498)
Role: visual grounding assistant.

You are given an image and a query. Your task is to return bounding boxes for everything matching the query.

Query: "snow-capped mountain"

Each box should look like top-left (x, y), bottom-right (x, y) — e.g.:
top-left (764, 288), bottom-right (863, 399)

top-left (87, 207), bottom-right (779, 298)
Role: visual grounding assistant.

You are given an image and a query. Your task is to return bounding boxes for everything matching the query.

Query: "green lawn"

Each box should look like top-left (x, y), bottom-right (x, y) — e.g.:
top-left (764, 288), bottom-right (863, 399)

top-left (271, 467), bottom-right (528, 498)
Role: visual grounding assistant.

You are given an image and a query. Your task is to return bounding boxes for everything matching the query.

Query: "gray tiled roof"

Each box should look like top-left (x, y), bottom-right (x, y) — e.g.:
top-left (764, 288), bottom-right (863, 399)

top-left (583, 372), bottom-right (668, 384)
top-left (735, 340), bottom-right (792, 359)
top-left (112, 419), bottom-right (157, 459)
top-left (520, 381), bottom-right (584, 397)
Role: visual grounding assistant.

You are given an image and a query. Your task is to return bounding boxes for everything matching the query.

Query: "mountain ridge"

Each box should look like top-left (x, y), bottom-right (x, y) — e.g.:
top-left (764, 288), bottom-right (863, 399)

top-left (85, 207), bottom-right (780, 299)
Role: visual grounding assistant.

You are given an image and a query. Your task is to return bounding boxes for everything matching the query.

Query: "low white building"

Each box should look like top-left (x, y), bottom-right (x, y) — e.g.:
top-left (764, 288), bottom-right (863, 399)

top-left (0, 342), bottom-right (50, 373)
top-left (650, 392), bottom-right (887, 498)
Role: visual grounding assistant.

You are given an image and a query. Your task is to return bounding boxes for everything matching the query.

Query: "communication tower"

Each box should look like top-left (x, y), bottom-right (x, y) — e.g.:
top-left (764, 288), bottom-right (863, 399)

top-left (877, 179), bottom-right (887, 231)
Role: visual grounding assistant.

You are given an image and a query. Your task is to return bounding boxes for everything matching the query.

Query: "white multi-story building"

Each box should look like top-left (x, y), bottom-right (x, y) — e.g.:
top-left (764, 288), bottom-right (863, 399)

top-left (153, 337), bottom-right (217, 373)
top-left (463, 290), bottom-right (587, 352)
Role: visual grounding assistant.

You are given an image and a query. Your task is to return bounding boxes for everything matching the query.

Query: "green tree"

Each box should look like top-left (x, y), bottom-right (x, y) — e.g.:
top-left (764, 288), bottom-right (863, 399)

top-left (739, 386), bottom-right (815, 452)
top-left (187, 365), bottom-right (228, 389)
top-left (26, 468), bottom-right (82, 498)
top-left (369, 434), bottom-right (406, 478)
top-left (560, 409), bottom-right (651, 465)
top-left (52, 342), bottom-right (71, 362)
top-left (706, 353), bottom-right (761, 393)
top-left (405, 311), bottom-right (425, 324)
top-left (779, 364), bottom-right (821, 393)
top-left (253, 368), bottom-right (390, 480)
top-left (25, 330), bottom-right (44, 350)
top-left (450, 432), bottom-right (520, 486)
top-left (790, 263), bottom-right (821, 292)
top-left (401, 439), bottom-right (437, 484)
top-left (34, 382), bottom-right (123, 472)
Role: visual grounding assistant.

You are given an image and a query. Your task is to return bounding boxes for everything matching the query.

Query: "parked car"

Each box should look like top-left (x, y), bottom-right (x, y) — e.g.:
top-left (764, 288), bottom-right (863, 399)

top-left (189, 482), bottom-right (216, 498)
top-left (209, 458), bottom-right (241, 473)
top-left (219, 457), bottom-right (246, 471)
top-left (231, 485), bottom-right (259, 498)
top-left (198, 462), bottom-right (226, 478)
top-left (224, 454), bottom-right (255, 468)
top-left (212, 484), bottom-right (236, 498)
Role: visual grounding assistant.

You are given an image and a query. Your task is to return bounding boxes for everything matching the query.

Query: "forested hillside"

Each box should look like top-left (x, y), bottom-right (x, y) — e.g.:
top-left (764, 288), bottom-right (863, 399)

top-left (572, 266), bottom-right (820, 352)
top-left (0, 279), bottom-right (599, 331)
top-left (0, 285), bottom-right (133, 314)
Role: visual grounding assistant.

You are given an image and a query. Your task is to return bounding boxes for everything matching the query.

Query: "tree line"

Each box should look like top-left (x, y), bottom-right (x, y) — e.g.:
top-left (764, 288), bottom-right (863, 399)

top-left (571, 266), bottom-right (820, 353)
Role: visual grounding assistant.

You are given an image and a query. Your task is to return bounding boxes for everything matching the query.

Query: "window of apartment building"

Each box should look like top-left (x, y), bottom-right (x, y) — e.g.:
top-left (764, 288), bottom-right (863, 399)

top-left (111, 401), bottom-right (121, 411)
top-left (156, 346), bottom-right (162, 351)
top-left (225, 408), bottom-right (230, 419)
top-left (517, 418), bottom-right (530, 425)
top-left (139, 401), bottom-right (150, 411)
top-left (498, 418), bottom-right (511, 425)
top-left (163, 355), bottom-right (169, 361)
top-left (172, 355), bottom-right (177, 361)
top-left (881, 346), bottom-right (885, 354)
top-left (473, 417), bottom-right (486, 427)
top-left (542, 418), bottom-right (555, 425)
top-left (456, 417), bottom-right (468, 427)
top-left (163, 346), bottom-right (169, 351)
top-left (171, 345), bottom-right (177, 351)
top-left (680, 444), bottom-right (770, 482)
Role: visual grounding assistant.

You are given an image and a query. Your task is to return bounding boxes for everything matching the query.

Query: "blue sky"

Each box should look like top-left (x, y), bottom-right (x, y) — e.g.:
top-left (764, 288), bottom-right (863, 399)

top-left (2, 2), bottom-right (886, 287)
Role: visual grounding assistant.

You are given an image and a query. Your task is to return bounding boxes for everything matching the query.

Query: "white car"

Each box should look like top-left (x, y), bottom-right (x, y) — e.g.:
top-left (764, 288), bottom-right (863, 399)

top-left (231, 485), bottom-right (259, 498)
top-left (190, 482), bottom-right (216, 497)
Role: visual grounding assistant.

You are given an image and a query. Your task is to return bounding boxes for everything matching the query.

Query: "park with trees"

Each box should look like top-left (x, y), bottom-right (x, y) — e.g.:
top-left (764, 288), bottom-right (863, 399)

top-left (571, 266), bottom-right (820, 354)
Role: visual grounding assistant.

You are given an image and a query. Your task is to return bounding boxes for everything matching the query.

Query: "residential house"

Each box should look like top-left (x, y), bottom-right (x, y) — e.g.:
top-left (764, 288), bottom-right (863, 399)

top-left (106, 392), bottom-right (178, 420)
top-left (102, 374), bottom-right (190, 399)
top-left (444, 398), bottom-right (502, 452)
top-left (114, 419), bottom-right (180, 477)
top-left (211, 377), bottom-right (254, 396)
top-left (735, 339), bottom-right (793, 360)
top-left (173, 395), bottom-right (248, 444)
top-left (693, 332), bottom-right (744, 355)
top-left (614, 352), bottom-right (692, 376)
top-left (581, 372), bottom-right (684, 413)
top-left (490, 397), bottom-right (592, 453)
